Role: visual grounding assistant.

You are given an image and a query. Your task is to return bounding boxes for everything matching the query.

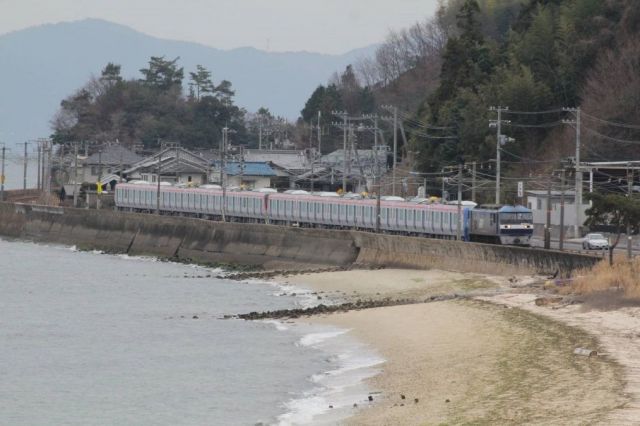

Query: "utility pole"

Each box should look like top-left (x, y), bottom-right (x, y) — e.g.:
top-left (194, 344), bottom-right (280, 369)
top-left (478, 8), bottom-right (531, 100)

top-left (23, 141), bottom-right (28, 190)
top-left (156, 143), bottom-right (162, 215)
top-left (392, 106), bottom-right (398, 195)
top-left (545, 177), bottom-right (552, 250)
top-left (41, 140), bottom-right (47, 192)
top-left (239, 145), bottom-right (245, 189)
top-left (456, 161), bottom-right (463, 241)
top-left (563, 107), bottom-right (582, 238)
top-left (0, 145), bottom-right (5, 201)
top-left (559, 169), bottom-right (566, 251)
top-left (343, 114), bottom-right (348, 192)
top-left (628, 166), bottom-right (634, 259)
top-left (441, 168), bottom-right (446, 201)
top-left (221, 127), bottom-right (231, 221)
top-left (47, 142), bottom-right (52, 196)
top-left (73, 142), bottom-right (79, 207)
top-left (471, 161), bottom-right (477, 203)
top-left (489, 106), bottom-right (509, 204)
top-left (97, 148), bottom-right (102, 210)
top-left (317, 110), bottom-right (322, 154)
top-left (331, 111), bottom-right (349, 193)
top-left (258, 115), bottom-right (263, 150)
top-left (37, 143), bottom-right (41, 190)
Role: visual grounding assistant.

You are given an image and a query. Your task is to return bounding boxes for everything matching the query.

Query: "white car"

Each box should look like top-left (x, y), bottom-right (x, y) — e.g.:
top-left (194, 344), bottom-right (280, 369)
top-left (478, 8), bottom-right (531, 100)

top-left (583, 233), bottom-right (609, 250)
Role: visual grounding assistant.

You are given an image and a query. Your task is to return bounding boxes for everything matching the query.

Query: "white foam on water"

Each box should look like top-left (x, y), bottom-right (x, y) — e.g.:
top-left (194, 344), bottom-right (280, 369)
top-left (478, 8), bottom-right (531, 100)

top-left (263, 319), bottom-right (290, 332)
top-left (243, 278), bottom-right (323, 309)
top-left (276, 325), bottom-right (385, 426)
top-left (298, 330), bottom-right (349, 347)
top-left (115, 253), bottom-right (159, 262)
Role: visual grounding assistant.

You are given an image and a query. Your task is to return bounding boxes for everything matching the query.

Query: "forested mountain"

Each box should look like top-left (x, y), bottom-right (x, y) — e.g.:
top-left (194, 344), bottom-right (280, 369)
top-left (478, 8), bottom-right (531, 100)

top-left (301, 0), bottom-right (640, 177)
top-left (0, 19), bottom-right (376, 145)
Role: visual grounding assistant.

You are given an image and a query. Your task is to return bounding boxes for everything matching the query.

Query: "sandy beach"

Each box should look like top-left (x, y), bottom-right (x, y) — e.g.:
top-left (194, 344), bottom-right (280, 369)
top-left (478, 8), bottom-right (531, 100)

top-left (284, 269), bottom-right (630, 425)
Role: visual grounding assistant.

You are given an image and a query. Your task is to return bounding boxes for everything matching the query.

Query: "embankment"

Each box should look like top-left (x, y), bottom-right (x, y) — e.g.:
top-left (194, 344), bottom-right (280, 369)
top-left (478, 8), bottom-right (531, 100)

top-left (0, 202), bottom-right (597, 274)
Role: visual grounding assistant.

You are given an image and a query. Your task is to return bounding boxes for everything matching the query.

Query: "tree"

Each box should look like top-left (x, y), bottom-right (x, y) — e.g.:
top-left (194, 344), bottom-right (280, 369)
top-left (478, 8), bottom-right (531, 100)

top-left (139, 56), bottom-right (184, 91)
top-left (189, 65), bottom-right (215, 100)
top-left (300, 85), bottom-right (343, 123)
top-left (51, 58), bottom-right (247, 150)
top-left (101, 63), bottom-right (123, 86)
top-left (585, 192), bottom-right (640, 265)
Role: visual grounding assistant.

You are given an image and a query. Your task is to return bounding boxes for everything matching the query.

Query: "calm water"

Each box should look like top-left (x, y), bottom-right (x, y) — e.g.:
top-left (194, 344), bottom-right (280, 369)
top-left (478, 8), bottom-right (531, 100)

top-left (0, 239), bottom-right (382, 425)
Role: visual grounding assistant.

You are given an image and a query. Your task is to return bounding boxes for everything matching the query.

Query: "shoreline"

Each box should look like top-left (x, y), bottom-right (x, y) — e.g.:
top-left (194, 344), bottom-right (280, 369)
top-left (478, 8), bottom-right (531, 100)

top-left (5, 237), bottom-right (637, 423)
top-left (278, 269), bottom-right (629, 424)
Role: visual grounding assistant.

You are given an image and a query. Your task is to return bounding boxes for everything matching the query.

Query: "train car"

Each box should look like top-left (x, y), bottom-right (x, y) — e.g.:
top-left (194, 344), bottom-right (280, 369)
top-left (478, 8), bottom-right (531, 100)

top-left (267, 192), bottom-right (468, 239)
top-left (468, 205), bottom-right (533, 245)
top-left (117, 183), bottom-right (525, 244)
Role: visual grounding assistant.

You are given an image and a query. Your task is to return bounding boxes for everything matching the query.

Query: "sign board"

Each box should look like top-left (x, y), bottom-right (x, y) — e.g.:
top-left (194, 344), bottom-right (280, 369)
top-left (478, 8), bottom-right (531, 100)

top-left (517, 181), bottom-right (524, 198)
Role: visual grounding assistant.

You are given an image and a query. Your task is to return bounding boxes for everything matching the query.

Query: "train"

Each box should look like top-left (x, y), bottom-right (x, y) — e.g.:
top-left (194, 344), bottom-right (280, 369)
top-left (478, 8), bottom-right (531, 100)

top-left (114, 182), bottom-right (534, 246)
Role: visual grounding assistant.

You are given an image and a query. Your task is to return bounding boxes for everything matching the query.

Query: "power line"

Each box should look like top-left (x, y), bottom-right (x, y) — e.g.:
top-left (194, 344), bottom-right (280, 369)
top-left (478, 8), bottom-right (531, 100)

top-left (583, 126), bottom-right (640, 145)
top-left (581, 111), bottom-right (640, 130)
top-left (505, 121), bottom-right (565, 129)
top-left (501, 108), bottom-right (566, 115)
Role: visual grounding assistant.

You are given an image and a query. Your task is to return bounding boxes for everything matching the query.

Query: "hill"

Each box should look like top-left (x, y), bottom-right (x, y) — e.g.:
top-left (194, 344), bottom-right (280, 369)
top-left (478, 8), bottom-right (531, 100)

top-left (0, 19), bottom-right (376, 144)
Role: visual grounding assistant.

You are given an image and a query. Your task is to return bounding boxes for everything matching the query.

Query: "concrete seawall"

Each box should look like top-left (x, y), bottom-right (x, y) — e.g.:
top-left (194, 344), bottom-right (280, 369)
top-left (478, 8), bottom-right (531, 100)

top-left (0, 202), bottom-right (598, 275)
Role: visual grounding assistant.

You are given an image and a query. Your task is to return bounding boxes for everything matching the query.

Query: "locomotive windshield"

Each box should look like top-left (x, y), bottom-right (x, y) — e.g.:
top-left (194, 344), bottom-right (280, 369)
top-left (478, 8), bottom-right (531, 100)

top-left (499, 212), bottom-right (533, 224)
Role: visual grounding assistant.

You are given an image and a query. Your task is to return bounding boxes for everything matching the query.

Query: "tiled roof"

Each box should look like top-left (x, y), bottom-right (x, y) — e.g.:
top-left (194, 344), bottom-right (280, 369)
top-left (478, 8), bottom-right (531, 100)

top-left (86, 145), bottom-right (142, 165)
top-left (223, 162), bottom-right (277, 176)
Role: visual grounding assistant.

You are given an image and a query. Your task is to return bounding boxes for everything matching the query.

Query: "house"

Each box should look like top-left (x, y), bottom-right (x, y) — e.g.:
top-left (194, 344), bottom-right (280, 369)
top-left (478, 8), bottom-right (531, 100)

top-left (221, 162), bottom-right (277, 189)
top-left (81, 145), bottom-right (143, 184)
top-left (310, 147), bottom-right (389, 193)
top-left (124, 147), bottom-right (211, 185)
top-left (526, 190), bottom-right (591, 237)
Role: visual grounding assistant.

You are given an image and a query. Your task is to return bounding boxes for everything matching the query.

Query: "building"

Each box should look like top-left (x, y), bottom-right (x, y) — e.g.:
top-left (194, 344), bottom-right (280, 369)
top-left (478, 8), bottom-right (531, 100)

top-left (526, 190), bottom-right (591, 237)
top-left (239, 149), bottom-right (310, 189)
top-left (124, 147), bottom-right (211, 185)
top-left (222, 162), bottom-right (277, 189)
top-left (81, 145), bottom-right (142, 184)
top-left (313, 147), bottom-right (389, 193)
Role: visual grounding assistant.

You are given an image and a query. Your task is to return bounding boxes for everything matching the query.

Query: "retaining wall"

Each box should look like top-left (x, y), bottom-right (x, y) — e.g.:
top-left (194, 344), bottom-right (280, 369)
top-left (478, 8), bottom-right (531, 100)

top-left (0, 202), bottom-right (598, 275)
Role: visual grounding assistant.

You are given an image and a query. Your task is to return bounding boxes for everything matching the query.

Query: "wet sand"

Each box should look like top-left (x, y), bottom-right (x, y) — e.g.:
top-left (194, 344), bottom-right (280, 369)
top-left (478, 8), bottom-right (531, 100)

top-left (288, 269), bottom-right (628, 425)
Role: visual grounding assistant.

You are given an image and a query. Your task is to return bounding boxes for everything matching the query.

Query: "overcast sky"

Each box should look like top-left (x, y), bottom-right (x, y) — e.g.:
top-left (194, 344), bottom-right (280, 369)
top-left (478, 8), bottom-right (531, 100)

top-left (1, 0), bottom-right (441, 54)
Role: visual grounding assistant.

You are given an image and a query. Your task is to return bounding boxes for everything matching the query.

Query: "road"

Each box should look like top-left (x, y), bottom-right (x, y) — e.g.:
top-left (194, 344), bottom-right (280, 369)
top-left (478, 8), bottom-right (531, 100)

top-left (530, 236), bottom-right (640, 256)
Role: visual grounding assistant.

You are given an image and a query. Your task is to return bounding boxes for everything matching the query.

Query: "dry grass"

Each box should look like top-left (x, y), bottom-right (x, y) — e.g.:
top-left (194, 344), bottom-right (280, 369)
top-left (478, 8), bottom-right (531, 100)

top-left (572, 257), bottom-right (640, 298)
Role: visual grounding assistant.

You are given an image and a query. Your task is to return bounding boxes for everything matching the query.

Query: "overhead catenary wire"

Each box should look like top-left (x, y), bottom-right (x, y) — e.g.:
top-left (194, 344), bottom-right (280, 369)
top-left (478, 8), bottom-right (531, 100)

top-left (504, 120), bottom-right (565, 129)
top-left (581, 111), bottom-right (640, 130)
top-left (501, 108), bottom-right (566, 115)
top-left (582, 126), bottom-right (640, 145)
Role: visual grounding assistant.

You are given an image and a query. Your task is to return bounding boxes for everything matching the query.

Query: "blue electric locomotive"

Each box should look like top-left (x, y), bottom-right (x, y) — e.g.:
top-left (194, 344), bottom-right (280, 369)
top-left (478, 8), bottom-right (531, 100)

top-left (468, 205), bottom-right (533, 245)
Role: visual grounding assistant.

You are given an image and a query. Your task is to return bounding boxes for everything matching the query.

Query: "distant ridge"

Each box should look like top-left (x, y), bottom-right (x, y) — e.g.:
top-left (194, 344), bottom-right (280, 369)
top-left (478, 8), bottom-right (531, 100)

top-left (0, 19), bottom-right (377, 144)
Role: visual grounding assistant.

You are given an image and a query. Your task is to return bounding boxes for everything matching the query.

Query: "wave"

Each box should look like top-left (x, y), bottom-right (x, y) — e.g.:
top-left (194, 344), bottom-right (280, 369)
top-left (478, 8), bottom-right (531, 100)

top-left (298, 330), bottom-right (349, 347)
top-left (276, 326), bottom-right (384, 425)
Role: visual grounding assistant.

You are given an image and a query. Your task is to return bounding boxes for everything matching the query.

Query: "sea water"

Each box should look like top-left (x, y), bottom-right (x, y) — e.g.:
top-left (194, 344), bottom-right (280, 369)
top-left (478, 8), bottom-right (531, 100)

top-left (0, 239), bottom-right (382, 425)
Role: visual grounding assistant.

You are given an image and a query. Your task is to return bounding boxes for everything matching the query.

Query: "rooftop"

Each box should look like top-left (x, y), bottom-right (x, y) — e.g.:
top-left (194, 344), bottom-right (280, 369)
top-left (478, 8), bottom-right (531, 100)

top-left (223, 162), bottom-right (277, 176)
top-left (86, 145), bottom-right (142, 165)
